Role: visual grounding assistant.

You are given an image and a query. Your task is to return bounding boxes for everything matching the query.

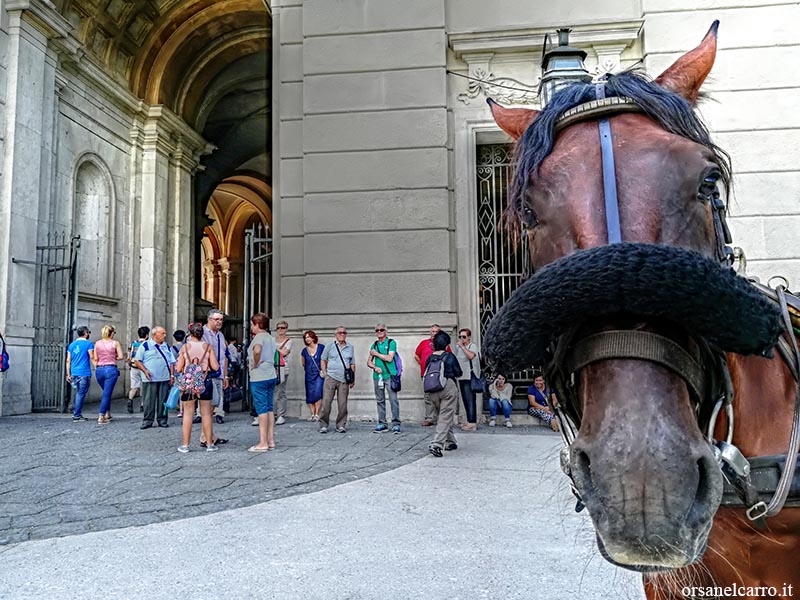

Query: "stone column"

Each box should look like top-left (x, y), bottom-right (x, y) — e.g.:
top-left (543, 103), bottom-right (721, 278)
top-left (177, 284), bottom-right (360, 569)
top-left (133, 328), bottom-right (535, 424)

top-left (0, 5), bottom-right (70, 415)
top-left (136, 113), bottom-right (173, 329)
top-left (132, 106), bottom-right (211, 332)
top-left (167, 141), bottom-right (201, 333)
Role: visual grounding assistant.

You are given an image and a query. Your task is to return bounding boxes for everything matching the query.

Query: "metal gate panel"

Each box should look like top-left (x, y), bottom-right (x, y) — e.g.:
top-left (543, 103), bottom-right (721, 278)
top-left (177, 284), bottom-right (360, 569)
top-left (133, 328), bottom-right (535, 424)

top-left (476, 144), bottom-right (535, 404)
top-left (22, 233), bottom-right (80, 412)
top-left (241, 224), bottom-right (272, 410)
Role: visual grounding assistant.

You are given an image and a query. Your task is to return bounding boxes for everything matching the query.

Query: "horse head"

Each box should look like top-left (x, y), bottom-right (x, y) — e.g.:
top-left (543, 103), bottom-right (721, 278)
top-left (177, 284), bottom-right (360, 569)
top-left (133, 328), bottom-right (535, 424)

top-left (485, 22), bottom-right (782, 572)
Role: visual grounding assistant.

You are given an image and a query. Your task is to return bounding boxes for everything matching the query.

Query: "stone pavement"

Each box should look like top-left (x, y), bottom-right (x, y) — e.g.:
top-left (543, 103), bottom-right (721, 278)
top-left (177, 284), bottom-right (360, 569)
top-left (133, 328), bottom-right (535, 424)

top-left (0, 425), bottom-right (645, 600)
top-left (0, 401), bottom-right (443, 546)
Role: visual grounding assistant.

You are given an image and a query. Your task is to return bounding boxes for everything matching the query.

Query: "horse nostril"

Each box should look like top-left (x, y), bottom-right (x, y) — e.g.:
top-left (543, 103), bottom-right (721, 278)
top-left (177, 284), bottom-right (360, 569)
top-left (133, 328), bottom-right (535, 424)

top-left (686, 455), bottom-right (719, 529)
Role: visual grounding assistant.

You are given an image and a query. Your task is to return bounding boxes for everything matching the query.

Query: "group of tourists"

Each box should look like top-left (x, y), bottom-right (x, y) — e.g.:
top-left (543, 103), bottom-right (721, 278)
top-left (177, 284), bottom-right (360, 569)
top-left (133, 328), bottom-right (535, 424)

top-left (61, 313), bottom-right (559, 454)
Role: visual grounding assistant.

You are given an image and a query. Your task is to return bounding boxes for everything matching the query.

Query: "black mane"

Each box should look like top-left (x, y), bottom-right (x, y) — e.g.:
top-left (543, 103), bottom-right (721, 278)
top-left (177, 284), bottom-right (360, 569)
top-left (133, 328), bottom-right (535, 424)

top-left (507, 71), bottom-right (731, 228)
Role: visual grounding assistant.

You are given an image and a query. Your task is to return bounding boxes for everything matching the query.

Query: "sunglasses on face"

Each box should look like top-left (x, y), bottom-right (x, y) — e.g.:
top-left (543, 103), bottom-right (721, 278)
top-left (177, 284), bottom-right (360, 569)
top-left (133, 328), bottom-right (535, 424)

top-left (459, 335), bottom-right (468, 339)
top-left (336, 331), bottom-right (347, 335)
top-left (375, 328), bottom-right (385, 332)
top-left (277, 326), bottom-right (288, 330)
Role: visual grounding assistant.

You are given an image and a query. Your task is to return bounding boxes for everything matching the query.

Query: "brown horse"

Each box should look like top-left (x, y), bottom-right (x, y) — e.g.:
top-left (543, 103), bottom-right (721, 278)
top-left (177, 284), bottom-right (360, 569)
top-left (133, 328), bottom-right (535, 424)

top-left (485, 23), bottom-right (800, 599)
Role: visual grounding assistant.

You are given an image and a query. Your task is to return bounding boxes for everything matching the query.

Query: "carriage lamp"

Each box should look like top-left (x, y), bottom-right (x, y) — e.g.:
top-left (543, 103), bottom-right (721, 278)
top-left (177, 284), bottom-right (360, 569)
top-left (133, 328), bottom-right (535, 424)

top-left (539, 28), bottom-right (593, 107)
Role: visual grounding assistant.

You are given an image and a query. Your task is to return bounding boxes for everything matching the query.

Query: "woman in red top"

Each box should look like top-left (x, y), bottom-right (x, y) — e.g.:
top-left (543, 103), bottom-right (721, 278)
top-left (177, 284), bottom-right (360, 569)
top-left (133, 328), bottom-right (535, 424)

top-left (89, 325), bottom-right (124, 424)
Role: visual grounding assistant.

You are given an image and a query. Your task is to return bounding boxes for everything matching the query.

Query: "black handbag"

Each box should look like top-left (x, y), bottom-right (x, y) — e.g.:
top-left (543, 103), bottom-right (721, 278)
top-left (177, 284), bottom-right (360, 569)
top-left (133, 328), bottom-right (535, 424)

top-left (335, 343), bottom-right (355, 385)
top-left (467, 349), bottom-right (485, 394)
top-left (390, 374), bottom-right (402, 392)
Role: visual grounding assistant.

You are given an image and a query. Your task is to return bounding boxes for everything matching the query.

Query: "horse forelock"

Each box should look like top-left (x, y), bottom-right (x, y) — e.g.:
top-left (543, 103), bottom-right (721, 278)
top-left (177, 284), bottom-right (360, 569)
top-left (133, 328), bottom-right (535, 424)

top-left (506, 71), bottom-right (732, 233)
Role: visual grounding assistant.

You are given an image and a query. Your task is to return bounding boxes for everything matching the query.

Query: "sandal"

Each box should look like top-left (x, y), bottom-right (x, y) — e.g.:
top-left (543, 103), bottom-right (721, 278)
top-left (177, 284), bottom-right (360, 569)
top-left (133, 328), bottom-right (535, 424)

top-left (248, 445), bottom-right (269, 453)
top-left (200, 438), bottom-right (229, 448)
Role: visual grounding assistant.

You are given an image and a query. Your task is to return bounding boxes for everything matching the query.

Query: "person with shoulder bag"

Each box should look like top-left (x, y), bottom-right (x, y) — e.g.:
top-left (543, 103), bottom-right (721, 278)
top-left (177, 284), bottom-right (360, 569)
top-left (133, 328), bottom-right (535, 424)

top-left (424, 331), bottom-right (463, 457)
top-left (367, 323), bottom-right (401, 434)
top-left (127, 326), bottom-right (150, 413)
top-left (318, 326), bottom-right (355, 434)
top-left (248, 312), bottom-right (278, 451)
top-left (454, 328), bottom-right (481, 431)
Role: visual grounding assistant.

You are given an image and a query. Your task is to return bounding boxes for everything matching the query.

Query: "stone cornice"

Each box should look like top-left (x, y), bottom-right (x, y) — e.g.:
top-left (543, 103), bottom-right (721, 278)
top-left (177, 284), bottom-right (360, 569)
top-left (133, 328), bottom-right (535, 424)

top-left (448, 19), bottom-right (643, 59)
top-left (5, 0), bottom-right (73, 40)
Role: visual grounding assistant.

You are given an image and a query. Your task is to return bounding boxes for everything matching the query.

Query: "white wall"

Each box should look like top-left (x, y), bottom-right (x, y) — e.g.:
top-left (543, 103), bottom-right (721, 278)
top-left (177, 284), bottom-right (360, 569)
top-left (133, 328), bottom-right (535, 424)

top-left (643, 2), bottom-right (800, 288)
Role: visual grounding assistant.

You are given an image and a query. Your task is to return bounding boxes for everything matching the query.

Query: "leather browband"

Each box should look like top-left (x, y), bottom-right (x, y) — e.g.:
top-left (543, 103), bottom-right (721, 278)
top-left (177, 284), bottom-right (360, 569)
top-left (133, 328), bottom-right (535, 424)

top-left (555, 96), bottom-right (644, 133)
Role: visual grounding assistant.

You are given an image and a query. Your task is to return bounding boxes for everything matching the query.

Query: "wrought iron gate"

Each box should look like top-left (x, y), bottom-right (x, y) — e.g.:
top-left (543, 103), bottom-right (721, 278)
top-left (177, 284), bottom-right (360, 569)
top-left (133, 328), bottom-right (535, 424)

top-left (241, 224), bottom-right (272, 409)
top-left (476, 144), bottom-right (535, 404)
top-left (13, 233), bottom-right (80, 412)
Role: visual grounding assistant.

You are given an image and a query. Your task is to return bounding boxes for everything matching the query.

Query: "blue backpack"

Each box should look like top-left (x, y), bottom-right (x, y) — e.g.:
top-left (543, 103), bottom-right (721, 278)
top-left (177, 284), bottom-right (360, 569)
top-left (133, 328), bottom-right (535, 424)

top-left (0, 338), bottom-right (9, 372)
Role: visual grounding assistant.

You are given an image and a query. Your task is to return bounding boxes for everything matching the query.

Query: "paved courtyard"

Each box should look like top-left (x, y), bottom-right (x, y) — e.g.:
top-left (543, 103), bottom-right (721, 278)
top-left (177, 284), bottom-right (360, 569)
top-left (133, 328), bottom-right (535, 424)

top-left (0, 410), bottom-right (644, 600)
top-left (0, 401), bottom-right (443, 545)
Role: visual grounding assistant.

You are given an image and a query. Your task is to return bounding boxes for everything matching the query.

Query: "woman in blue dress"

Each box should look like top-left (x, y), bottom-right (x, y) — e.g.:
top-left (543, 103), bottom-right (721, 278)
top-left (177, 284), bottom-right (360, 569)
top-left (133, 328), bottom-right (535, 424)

top-left (301, 330), bottom-right (325, 421)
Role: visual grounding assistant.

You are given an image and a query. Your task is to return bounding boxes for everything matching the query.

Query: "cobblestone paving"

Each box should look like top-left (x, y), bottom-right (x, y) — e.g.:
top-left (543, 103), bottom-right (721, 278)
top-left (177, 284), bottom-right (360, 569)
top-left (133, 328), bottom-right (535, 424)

top-left (0, 402), bottom-right (443, 545)
top-left (0, 403), bottom-right (541, 546)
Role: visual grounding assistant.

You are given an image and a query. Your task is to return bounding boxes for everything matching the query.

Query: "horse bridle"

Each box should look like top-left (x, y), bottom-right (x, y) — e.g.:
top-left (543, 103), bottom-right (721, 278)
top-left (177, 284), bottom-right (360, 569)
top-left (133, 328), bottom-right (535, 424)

top-left (545, 84), bottom-right (800, 525)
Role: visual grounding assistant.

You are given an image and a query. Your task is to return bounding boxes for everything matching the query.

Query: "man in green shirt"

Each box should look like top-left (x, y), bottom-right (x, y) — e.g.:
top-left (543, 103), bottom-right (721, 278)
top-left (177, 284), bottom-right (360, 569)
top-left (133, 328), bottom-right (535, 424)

top-left (367, 323), bottom-right (400, 434)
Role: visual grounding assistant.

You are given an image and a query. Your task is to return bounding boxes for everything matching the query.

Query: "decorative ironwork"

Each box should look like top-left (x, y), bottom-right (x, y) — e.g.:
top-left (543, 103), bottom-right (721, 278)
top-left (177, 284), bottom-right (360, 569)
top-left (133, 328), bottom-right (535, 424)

top-left (457, 68), bottom-right (540, 105)
top-left (476, 145), bottom-right (536, 406)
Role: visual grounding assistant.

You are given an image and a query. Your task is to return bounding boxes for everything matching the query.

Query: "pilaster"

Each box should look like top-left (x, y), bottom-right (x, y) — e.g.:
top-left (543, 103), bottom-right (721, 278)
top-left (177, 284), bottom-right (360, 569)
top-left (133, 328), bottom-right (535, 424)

top-left (0, 7), bottom-right (63, 414)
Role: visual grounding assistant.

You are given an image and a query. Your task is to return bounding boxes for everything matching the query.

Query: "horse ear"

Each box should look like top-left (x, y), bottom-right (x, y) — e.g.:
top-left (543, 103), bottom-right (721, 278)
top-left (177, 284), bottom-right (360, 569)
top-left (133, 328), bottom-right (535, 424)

top-left (487, 98), bottom-right (539, 140)
top-left (655, 20), bottom-right (719, 105)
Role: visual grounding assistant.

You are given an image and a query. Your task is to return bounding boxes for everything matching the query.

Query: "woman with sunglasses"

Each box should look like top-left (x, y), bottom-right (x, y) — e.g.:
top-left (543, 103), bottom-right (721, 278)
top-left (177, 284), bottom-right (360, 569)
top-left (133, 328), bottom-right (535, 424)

top-left (454, 328), bottom-right (480, 431)
top-left (301, 330), bottom-right (324, 420)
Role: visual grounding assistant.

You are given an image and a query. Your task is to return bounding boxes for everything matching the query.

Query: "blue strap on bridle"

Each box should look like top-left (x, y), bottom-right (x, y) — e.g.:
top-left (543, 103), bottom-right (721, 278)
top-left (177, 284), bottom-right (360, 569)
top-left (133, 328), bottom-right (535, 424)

top-left (595, 83), bottom-right (622, 244)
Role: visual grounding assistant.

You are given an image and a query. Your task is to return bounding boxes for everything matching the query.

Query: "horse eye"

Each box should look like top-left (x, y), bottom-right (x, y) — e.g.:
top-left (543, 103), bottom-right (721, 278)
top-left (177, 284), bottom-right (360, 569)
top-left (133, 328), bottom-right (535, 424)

top-left (522, 206), bottom-right (539, 228)
top-left (697, 170), bottom-right (721, 200)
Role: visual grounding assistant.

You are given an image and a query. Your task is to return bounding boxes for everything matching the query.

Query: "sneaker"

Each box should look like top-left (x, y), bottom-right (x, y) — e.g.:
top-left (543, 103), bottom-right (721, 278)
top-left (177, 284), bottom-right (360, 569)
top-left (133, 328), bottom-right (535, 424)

top-left (429, 445), bottom-right (443, 458)
top-left (192, 415), bottom-right (201, 424)
top-left (391, 425), bottom-right (401, 435)
top-left (214, 415), bottom-right (224, 424)
top-left (251, 417), bottom-right (259, 426)
top-left (312, 414), bottom-right (320, 421)
top-left (177, 445), bottom-right (190, 453)
top-left (336, 427), bottom-right (346, 433)
top-left (488, 419), bottom-right (496, 427)
top-left (177, 411), bottom-right (183, 418)
top-left (139, 404), bottom-right (144, 412)
top-left (72, 416), bottom-right (88, 422)
top-left (206, 444), bottom-right (219, 453)
top-left (126, 400), bottom-right (134, 414)
top-left (373, 424), bottom-right (389, 433)
top-left (506, 420), bottom-right (513, 428)
top-left (319, 426), bottom-right (328, 434)
top-left (422, 420), bottom-right (434, 427)
top-left (444, 442), bottom-right (458, 451)
top-left (276, 416), bottom-right (286, 425)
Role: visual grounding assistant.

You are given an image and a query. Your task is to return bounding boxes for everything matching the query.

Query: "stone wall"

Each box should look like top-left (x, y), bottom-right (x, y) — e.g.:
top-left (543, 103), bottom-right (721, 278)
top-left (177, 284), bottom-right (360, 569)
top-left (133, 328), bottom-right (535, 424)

top-left (273, 0), bottom-right (451, 419)
top-left (642, 1), bottom-right (800, 288)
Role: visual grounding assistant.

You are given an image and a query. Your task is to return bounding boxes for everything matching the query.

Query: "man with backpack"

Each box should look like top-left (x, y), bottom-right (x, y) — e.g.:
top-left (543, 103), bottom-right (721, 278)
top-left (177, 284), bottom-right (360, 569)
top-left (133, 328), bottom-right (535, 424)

top-left (423, 331), bottom-right (462, 457)
top-left (367, 323), bottom-right (401, 434)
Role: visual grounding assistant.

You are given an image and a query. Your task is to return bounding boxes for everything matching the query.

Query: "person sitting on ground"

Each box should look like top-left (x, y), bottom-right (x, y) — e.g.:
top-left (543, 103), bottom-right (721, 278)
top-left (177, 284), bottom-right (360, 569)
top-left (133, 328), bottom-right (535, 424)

top-left (425, 331), bottom-right (462, 457)
top-left (527, 374), bottom-right (559, 432)
top-left (488, 373), bottom-right (513, 428)
top-left (175, 322), bottom-right (225, 453)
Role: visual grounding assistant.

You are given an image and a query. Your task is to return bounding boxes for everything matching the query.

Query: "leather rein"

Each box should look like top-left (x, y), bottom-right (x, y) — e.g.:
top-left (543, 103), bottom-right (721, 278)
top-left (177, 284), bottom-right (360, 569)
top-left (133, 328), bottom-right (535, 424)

top-left (545, 88), bottom-right (800, 526)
